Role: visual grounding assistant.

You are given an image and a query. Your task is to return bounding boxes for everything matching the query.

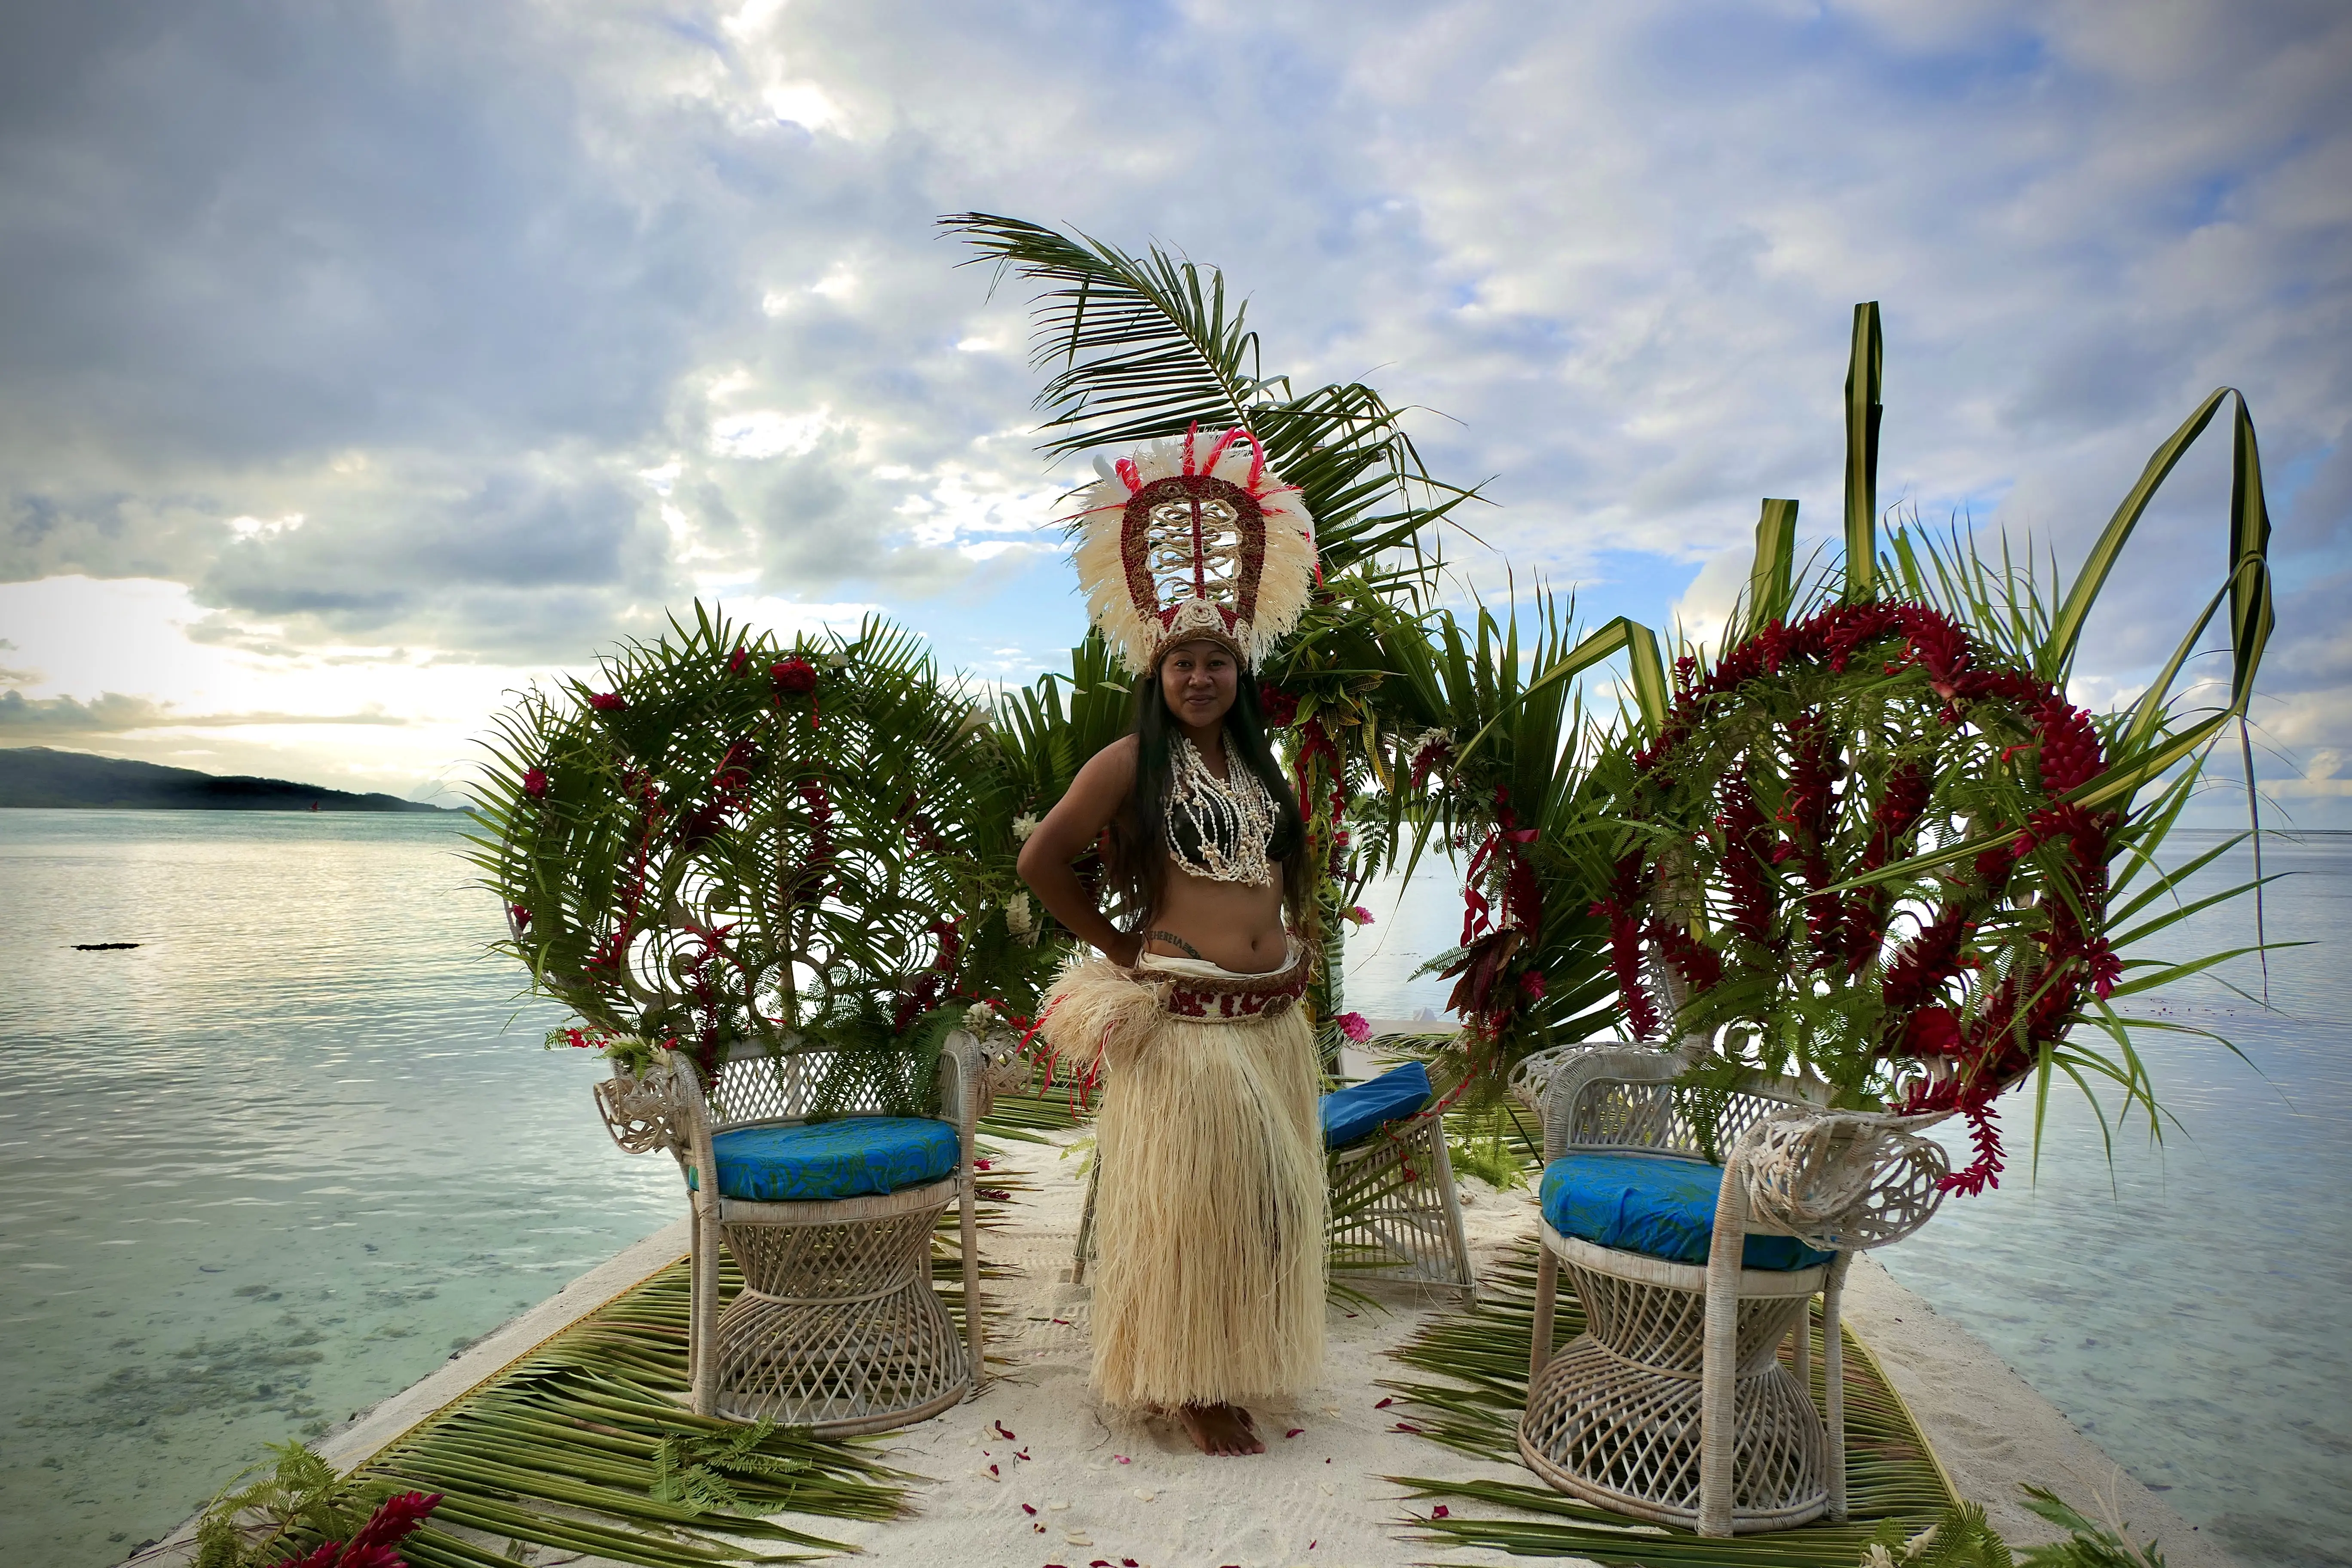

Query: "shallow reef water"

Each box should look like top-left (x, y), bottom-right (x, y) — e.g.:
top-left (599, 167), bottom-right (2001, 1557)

top-left (1, 814), bottom-right (2345, 1567)
top-left (0, 812), bottom-right (673, 1566)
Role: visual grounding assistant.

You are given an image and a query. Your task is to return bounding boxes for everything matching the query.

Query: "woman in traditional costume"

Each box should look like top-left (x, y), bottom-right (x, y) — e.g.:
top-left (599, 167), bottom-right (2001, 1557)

top-left (1017, 427), bottom-right (1326, 1456)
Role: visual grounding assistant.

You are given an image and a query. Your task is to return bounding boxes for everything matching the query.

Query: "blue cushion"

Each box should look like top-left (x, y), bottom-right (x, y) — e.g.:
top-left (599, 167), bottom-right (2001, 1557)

top-left (686, 1117), bottom-right (960, 1203)
top-left (1539, 1149), bottom-right (1837, 1272)
top-left (1320, 1061), bottom-right (1435, 1151)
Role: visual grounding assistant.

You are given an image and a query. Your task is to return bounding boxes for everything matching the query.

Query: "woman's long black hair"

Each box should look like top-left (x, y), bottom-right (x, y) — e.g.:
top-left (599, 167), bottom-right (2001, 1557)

top-left (1106, 666), bottom-right (1309, 925)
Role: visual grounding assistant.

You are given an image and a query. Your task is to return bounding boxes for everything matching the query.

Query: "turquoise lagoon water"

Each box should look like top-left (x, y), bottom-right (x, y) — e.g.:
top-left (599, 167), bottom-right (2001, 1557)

top-left (0, 813), bottom-right (674, 1566)
top-left (0, 813), bottom-right (2345, 1565)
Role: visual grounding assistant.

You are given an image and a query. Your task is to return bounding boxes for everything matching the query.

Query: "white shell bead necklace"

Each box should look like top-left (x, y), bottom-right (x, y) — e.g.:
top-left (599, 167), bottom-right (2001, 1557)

top-left (1163, 732), bottom-right (1278, 887)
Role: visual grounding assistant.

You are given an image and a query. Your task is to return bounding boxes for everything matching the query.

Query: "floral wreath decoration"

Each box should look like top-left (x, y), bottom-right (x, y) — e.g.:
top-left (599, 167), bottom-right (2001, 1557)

top-left (483, 612), bottom-right (1054, 1108)
top-left (1592, 598), bottom-right (2122, 1197)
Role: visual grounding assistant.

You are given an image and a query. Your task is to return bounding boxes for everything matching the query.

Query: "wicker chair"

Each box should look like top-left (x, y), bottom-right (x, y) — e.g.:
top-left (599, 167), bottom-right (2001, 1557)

top-left (1323, 1059), bottom-right (1478, 1306)
top-left (1508, 1041), bottom-right (1948, 1536)
top-left (593, 1031), bottom-right (984, 1434)
top-left (1071, 1059), bottom-right (1476, 1304)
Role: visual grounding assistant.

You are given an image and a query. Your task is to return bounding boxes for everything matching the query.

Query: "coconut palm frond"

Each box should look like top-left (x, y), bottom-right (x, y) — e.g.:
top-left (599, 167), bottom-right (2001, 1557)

top-left (1381, 1242), bottom-right (1957, 1564)
top-left (346, 1259), bottom-right (910, 1568)
top-left (337, 1200), bottom-right (1035, 1568)
top-left (977, 1084), bottom-right (1090, 1137)
top-left (941, 211), bottom-right (1478, 585)
top-left (1363, 592), bottom-right (1668, 1089)
top-left (992, 632), bottom-right (1137, 825)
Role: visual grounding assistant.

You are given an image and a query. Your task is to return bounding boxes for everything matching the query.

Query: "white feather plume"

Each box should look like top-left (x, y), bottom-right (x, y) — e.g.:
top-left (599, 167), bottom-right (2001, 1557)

top-left (1067, 429), bottom-right (1318, 676)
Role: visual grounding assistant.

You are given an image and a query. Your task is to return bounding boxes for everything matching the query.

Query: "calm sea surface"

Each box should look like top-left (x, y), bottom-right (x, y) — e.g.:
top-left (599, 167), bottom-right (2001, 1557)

top-left (1, 814), bottom-right (2345, 1566)
top-left (0, 813), bottom-right (671, 1565)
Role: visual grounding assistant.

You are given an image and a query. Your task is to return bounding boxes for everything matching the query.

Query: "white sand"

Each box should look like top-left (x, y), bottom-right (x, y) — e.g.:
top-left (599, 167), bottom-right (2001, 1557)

top-left (816, 1124), bottom-right (1544, 1568)
top-left (137, 1120), bottom-right (2242, 1568)
top-left (816, 1127), bottom-right (2242, 1568)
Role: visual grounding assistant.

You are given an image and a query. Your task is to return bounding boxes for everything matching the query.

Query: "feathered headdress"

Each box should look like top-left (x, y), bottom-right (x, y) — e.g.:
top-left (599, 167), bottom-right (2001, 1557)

top-left (1069, 425), bottom-right (1317, 677)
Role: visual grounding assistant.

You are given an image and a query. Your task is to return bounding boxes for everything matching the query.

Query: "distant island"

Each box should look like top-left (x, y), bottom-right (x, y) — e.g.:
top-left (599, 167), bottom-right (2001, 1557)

top-left (0, 747), bottom-right (461, 812)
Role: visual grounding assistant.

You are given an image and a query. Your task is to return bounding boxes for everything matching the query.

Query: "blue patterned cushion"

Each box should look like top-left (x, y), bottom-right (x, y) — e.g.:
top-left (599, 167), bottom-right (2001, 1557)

top-left (1539, 1149), bottom-right (1837, 1272)
top-left (1320, 1061), bottom-right (1434, 1150)
top-left (686, 1118), bottom-right (960, 1203)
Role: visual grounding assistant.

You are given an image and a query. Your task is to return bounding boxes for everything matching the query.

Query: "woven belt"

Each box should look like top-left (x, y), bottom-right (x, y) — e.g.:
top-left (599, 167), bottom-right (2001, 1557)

top-left (1141, 947), bottom-right (1311, 1023)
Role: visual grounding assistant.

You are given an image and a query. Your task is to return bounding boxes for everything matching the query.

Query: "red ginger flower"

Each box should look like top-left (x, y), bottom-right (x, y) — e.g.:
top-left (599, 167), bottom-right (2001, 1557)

top-left (1258, 681), bottom-right (1298, 727)
top-left (726, 645), bottom-right (750, 675)
top-left (2034, 695), bottom-right (2104, 794)
top-left (587, 691), bottom-right (626, 712)
top-left (1715, 769), bottom-right (1777, 944)
top-left (521, 767), bottom-right (549, 799)
top-left (1904, 1005), bottom-right (1964, 1056)
top-left (1894, 605), bottom-right (1973, 696)
top-left (711, 737), bottom-right (759, 793)
top-left (770, 656), bottom-right (818, 695)
top-left (285, 1489), bottom-right (443, 1568)
top-left (2081, 936), bottom-right (2122, 999)
top-left (1408, 733), bottom-right (1453, 788)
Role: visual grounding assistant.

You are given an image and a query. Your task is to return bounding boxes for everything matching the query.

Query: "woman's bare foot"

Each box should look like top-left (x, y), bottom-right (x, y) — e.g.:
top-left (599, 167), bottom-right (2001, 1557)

top-left (1178, 1402), bottom-right (1262, 1456)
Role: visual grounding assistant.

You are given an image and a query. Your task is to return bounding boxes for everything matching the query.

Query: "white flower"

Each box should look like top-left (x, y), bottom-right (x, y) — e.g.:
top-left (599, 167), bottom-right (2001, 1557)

top-left (963, 1001), bottom-right (998, 1032)
top-left (1011, 814), bottom-right (1040, 842)
top-left (1004, 890), bottom-right (1036, 943)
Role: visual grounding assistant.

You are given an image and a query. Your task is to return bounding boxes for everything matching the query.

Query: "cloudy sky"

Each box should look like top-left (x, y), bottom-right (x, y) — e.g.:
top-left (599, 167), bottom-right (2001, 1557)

top-left (2, 0), bottom-right (2346, 821)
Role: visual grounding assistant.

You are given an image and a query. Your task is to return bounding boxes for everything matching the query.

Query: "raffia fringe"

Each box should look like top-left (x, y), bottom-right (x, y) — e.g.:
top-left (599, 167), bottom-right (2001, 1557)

top-left (1041, 954), bottom-right (1328, 1407)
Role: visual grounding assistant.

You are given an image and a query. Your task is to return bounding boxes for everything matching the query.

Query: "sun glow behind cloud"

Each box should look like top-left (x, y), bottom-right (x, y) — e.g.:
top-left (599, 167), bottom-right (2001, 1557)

top-left (0, 1), bottom-right (2342, 813)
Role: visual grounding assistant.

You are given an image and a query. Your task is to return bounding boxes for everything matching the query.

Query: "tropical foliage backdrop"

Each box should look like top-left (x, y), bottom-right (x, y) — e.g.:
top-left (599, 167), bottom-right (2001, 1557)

top-left (473, 214), bottom-right (2277, 1192)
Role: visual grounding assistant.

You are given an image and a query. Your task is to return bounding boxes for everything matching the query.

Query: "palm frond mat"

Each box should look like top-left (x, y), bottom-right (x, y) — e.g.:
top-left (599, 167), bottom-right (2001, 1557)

top-left (1382, 1242), bottom-right (1957, 1565)
top-left (342, 1188), bottom-right (1026, 1568)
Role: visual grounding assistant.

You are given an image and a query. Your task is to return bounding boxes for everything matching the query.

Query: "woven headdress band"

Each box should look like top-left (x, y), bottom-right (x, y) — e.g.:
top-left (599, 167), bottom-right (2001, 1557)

top-left (1069, 425), bottom-right (1317, 677)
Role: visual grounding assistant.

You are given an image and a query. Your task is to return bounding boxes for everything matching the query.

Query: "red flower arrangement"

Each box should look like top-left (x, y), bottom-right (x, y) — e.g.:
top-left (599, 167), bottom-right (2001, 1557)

top-left (770, 656), bottom-right (818, 695)
top-left (285, 1489), bottom-right (442, 1568)
top-left (481, 609), bottom-right (1056, 1115)
top-left (1593, 600), bottom-right (2121, 1195)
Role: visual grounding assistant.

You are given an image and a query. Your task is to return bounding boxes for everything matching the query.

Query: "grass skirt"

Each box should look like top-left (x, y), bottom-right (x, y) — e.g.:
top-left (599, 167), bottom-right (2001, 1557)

top-left (1042, 951), bottom-right (1327, 1409)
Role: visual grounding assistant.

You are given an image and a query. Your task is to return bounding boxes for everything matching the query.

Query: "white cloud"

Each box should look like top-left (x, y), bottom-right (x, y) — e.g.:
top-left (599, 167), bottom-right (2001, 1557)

top-left (709, 408), bottom-right (837, 460)
top-left (0, 0), bottom-right (2340, 817)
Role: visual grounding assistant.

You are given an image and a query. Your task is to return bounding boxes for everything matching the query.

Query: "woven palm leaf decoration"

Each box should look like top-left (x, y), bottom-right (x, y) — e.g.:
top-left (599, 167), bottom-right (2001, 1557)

top-left (1579, 303), bottom-right (2278, 1189)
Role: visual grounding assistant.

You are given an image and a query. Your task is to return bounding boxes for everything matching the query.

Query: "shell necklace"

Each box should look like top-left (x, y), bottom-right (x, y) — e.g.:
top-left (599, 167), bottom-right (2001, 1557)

top-left (1163, 733), bottom-right (1278, 888)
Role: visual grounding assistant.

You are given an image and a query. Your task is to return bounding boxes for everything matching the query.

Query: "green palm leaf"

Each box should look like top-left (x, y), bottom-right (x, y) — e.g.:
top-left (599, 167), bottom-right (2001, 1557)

top-left (1382, 1242), bottom-right (1959, 1564)
top-left (941, 211), bottom-right (1478, 582)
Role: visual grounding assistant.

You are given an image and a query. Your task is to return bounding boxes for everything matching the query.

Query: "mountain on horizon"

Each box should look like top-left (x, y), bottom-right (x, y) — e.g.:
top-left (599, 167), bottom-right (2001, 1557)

top-left (0, 747), bottom-right (460, 813)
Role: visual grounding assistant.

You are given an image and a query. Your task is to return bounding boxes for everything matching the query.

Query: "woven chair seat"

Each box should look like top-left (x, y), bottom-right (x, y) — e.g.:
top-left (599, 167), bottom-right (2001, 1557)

top-left (1539, 1151), bottom-right (1836, 1273)
top-left (1320, 1060), bottom-right (1434, 1149)
top-left (1075, 1052), bottom-right (1476, 1306)
top-left (686, 1117), bottom-right (961, 1203)
top-left (592, 1039), bottom-right (984, 1435)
